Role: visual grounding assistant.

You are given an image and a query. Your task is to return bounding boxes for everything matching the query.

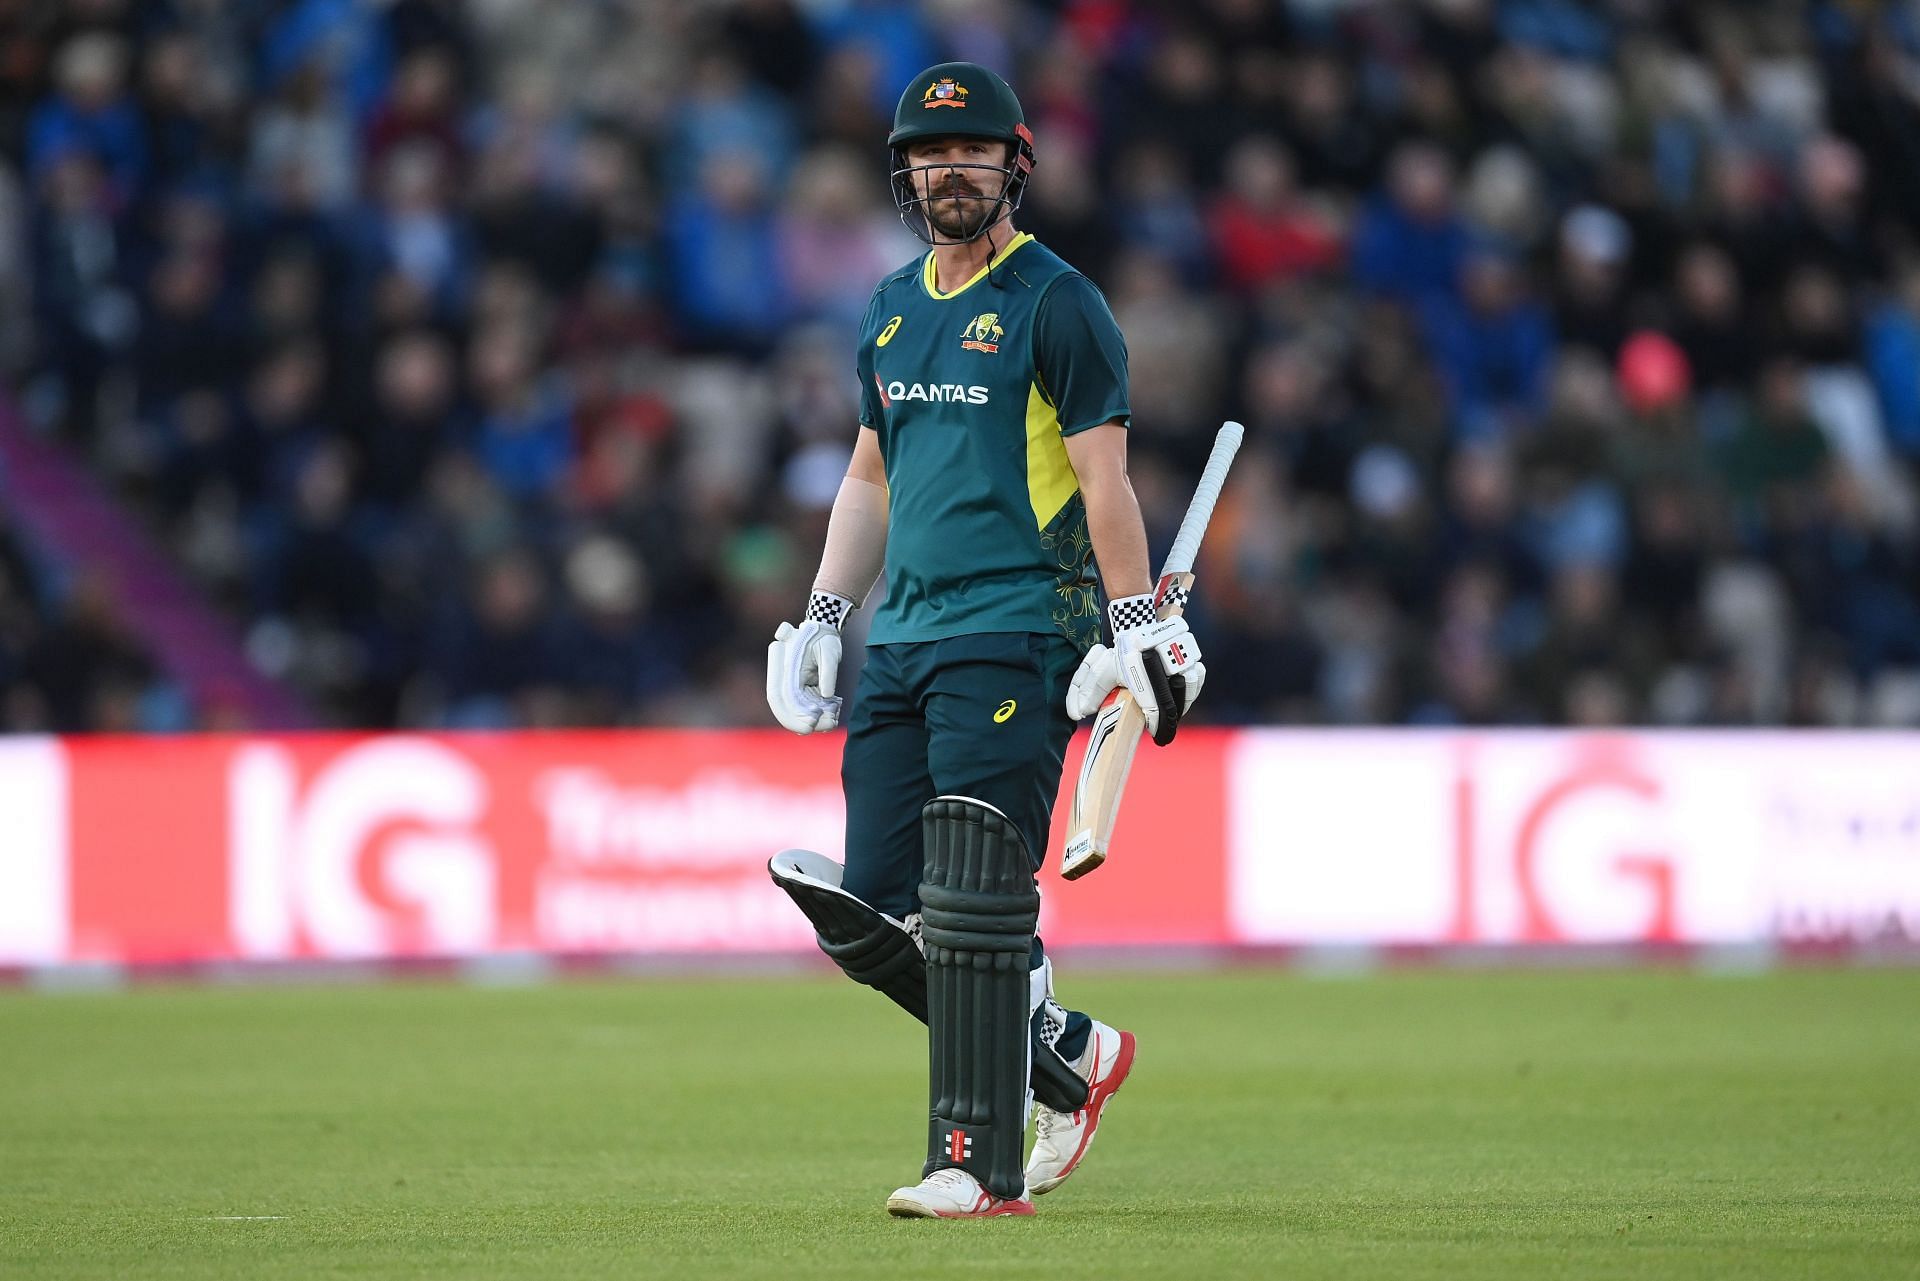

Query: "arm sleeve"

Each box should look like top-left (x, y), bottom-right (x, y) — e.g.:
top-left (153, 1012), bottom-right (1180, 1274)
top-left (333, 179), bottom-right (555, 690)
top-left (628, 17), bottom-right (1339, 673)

top-left (813, 476), bottom-right (887, 606)
top-left (1033, 273), bottom-right (1132, 437)
top-left (856, 288), bottom-right (886, 429)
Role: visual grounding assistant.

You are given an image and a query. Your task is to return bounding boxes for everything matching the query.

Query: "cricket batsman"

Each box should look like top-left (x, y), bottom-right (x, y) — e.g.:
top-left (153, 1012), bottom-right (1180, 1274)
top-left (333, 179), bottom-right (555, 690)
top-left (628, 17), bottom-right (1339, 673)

top-left (765, 62), bottom-right (1205, 1218)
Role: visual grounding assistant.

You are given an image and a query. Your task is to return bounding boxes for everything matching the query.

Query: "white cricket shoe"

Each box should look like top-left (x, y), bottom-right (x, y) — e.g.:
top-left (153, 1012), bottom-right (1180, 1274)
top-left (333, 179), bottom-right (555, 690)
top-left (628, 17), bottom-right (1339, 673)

top-left (886, 1167), bottom-right (1035, 1218)
top-left (1025, 1020), bottom-right (1137, 1195)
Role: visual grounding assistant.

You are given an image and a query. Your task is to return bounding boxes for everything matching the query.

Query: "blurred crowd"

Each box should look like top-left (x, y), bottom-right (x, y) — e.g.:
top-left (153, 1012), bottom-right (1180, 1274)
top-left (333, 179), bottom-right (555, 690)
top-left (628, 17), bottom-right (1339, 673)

top-left (4, 0), bottom-right (1920, 730)
top-left (0, 507), bottom-right (170, 733)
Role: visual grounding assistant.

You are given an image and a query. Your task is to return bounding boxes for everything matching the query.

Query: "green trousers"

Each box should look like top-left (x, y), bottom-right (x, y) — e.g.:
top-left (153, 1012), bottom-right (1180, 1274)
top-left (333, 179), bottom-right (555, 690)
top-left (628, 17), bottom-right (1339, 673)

top-left (840, 631), bottom-right (1079, 922)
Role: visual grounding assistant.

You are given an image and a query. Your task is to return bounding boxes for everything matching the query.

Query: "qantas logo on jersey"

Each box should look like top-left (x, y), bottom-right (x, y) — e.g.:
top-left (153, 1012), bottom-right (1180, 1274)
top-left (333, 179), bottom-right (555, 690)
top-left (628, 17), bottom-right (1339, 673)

top-left (885, 380), bottom-right (990, 404)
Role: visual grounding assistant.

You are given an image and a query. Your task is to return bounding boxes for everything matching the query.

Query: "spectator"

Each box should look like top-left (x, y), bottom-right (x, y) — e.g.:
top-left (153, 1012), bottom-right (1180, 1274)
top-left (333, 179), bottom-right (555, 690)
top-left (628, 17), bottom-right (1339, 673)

top-left (1551, 204), bottom-right (1633, 359)
top-left (248, 61), bottom-right (360, 212)
top-left (28, 150), bottom-right (135, 437)
top-left (661, 149), bottom-right (787, 352)
top-left (21, 572), bottom-right (163, 732)
top-left (364, 47), bottom-right (464, 180)
top-left (777, 145), bottom-right (917, 329)
top-left (1668, 242), bottom-right (1754, 397)
top-left (363, 329), bottom-right (460, 510)
top-left (1863, 258), bottom-right (1920, 458)
top-left (1207, 136), bottom-right (1342, 294)
top-left (27, 34), bottom-right (145, 198)
top-left (467, 321), bottom-right (573, 503)
top-left (1517, 563), bottom-right (1653, 722)
top-left (1352, 142), bottom-right (1471, 306)
top-left (254, 439), bottom-right (378, 641)
top-left (560, 534), bottom-right (684, 722)
top-left (1279, 51), bottom-right (1381, 194)
top-left (1419, 248), bottom-right (1556, 438)
top-left (419, 548), bottom-right (568, 727)
top-left (1717, 358), bottom-right (1831, 538)
top-left (139, 31), bottom-right (220, 193)
top-left (364, 140), bottom-right (470, 316)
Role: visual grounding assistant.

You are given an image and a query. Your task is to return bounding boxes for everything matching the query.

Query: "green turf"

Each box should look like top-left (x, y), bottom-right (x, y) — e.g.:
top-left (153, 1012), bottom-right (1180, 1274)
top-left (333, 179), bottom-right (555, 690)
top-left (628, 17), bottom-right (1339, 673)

top-left (2, 967), bottom-right (1917, 1280)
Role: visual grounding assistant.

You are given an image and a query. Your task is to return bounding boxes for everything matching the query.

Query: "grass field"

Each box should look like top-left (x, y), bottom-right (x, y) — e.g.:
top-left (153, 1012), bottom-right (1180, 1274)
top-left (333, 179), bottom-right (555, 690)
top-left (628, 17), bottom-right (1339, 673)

top-left (2, 967), bottom-right (1917, 1280)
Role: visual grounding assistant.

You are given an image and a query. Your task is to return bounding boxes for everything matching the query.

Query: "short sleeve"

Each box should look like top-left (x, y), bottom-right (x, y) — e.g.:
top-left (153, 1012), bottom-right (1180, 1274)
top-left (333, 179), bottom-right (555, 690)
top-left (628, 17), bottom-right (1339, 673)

top-left (855, 287), bottom-right (886, 428)
top-left (1033, 274), bottom-right (1131, 436)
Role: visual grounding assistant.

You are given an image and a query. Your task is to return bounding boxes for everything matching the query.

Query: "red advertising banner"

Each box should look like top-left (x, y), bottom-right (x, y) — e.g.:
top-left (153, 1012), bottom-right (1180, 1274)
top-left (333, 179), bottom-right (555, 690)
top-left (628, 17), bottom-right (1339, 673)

top-left (4, 728), bottom-right (1229, 965)
top-left (4, 728), bottom-right (1918, 967)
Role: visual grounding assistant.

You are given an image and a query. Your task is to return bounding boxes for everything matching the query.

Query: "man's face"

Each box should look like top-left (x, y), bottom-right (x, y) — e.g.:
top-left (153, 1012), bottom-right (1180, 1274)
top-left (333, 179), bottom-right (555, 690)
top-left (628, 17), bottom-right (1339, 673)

top-left (906, 136), bottom-right (1012, 240)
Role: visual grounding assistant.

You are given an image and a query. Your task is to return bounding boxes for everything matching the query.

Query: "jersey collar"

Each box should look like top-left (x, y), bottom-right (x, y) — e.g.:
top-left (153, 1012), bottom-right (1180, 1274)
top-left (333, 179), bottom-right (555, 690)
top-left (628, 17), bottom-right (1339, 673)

top-left (920, 232), bottom-right (1034, 301)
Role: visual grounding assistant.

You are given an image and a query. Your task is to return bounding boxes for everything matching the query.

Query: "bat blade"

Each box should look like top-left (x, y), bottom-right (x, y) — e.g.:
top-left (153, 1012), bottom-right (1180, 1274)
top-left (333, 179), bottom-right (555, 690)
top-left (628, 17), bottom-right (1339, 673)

top-left (1061, 418), bottom-right (1241, 884)
top-left (1059, 569), bottom-right (1193, 880)
top-left (1061, 686), bottom-right (1146, 880)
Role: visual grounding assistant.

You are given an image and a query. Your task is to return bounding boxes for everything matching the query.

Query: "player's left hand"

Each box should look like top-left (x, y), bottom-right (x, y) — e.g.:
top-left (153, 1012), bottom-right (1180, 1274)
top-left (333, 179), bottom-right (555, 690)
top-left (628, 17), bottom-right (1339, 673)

top-left (1065, 643), bottom-right (1121, 720)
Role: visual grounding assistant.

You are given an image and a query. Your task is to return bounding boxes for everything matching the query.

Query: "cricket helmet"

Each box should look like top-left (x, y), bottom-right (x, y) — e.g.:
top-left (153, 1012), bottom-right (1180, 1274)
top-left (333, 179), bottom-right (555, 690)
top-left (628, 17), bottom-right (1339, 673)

top-left (888, 62), bottom-right (1035, 246)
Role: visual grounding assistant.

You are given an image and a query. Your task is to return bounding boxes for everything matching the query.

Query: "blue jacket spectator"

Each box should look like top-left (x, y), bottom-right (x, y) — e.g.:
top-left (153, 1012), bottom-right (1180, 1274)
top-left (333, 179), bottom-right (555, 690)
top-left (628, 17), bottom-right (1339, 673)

top-left (662, 151), bottom-right (789, 352)
top-left (1864, 284), bottom-right (1920, 457)
top-left (1350, 144), bottom-right (1471, 306)
top-left (27, 35), bottom-right (148, 200)
top-left (1420, 254), bottom-right (1556, 439)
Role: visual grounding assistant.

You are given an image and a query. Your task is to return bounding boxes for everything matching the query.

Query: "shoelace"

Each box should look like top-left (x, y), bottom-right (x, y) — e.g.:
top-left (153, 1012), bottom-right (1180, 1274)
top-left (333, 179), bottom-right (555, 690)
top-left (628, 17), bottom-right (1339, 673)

top-left (1034, 1102), bottom-right (1085, 1137)
top-left (925, 1167), bottom-right (976, 1192)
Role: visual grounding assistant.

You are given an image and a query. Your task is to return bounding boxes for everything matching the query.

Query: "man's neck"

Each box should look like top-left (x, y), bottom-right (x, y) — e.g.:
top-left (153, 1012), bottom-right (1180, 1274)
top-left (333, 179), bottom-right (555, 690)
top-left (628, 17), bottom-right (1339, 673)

top-left (930, 219), bottom-right (1018, 293)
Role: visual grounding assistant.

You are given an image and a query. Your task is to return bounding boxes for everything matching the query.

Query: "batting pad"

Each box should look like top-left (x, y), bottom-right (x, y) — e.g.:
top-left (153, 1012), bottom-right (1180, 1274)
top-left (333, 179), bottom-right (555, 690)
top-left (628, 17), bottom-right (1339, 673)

top-left (769, 850), bottom-right (927, 1019)
top-left (919, 796), bottom-right (1041, 1201)
top-left (768, 850), bottom-right (1090, 1115)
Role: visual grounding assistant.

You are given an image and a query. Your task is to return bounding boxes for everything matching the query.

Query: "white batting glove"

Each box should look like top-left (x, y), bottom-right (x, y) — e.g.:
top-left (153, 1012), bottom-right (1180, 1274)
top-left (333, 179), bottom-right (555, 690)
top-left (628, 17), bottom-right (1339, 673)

top-left (1065, 643), bottom-right (1120, 719)
top-left (1106, 593), bottom-right (1204, 745)
top-left (1066, 641), bottom-right (1206, 721)
top-left (767, 590), bottom-right (851, 734)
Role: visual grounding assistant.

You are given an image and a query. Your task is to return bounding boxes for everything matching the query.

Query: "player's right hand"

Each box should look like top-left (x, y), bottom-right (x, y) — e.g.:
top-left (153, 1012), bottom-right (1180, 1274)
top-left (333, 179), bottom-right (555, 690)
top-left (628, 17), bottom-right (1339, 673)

top-left (1106, 594), bottom-right (1204, 746)
top-left (766, 591), bottom-right (852, 734)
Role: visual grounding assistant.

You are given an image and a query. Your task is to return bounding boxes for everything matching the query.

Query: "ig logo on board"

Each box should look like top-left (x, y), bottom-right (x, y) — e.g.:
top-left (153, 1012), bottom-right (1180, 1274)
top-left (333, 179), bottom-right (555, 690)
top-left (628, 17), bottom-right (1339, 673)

top-left (229, 738), bottom-right (496, 958)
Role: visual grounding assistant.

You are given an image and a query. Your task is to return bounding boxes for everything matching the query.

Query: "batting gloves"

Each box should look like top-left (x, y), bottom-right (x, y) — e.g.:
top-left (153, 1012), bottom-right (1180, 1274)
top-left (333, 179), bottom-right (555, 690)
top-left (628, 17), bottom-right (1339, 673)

top-left (1066, 593), bottom-right (1206, 743)
top-left (767, 590), bottom-right (853, 734)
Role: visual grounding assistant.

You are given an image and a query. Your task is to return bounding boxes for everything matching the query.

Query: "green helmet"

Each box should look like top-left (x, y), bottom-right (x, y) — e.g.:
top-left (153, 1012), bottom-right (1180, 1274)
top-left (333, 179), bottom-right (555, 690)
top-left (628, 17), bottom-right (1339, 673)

top-left (887, 62), bottom-right (1035, 246)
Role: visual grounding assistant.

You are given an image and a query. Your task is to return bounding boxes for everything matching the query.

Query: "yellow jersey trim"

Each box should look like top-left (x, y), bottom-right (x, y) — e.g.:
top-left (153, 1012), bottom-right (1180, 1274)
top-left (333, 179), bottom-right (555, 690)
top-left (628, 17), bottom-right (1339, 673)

top-left (921, 232), bottom-right (1035, 301)
top-left (1024, 381), bottom-right (1080, 531)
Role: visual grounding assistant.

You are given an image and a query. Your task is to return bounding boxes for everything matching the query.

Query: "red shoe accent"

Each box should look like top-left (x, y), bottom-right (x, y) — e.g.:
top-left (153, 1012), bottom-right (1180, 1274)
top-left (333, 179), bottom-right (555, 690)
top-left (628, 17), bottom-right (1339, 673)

top-left (890, 1184), bottom-right (1039, 1218)
top-left (1050, 1029), bottom-right (1136, 1183)
top-left (937, 1193), bottom-right (1035, 1218)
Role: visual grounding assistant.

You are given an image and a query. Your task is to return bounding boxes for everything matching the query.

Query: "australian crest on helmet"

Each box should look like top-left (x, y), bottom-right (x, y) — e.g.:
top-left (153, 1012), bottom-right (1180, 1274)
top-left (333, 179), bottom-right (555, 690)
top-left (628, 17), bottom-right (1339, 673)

top-left (923, 77), bottom-right (969, 108)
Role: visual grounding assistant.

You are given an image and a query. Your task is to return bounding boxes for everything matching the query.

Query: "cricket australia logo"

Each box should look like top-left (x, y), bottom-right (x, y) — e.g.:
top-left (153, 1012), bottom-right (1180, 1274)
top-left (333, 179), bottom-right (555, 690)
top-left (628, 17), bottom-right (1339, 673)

top-left (960, 312), bottom-right (1003, 354)
top-left (923, 78), bottom-right (969, 108)
top-left (946, 1128), bottom-right (973, 1161)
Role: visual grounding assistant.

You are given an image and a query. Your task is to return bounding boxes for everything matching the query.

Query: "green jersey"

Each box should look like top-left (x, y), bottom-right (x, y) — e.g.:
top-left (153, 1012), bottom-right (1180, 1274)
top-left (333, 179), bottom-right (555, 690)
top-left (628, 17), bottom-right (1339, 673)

top-left (856, 233), bottom-right (1129, 652)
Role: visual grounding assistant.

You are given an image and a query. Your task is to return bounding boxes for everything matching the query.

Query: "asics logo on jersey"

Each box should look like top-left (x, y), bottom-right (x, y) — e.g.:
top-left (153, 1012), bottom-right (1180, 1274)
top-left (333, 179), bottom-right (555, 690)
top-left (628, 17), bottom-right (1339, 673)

top-left (886, 380), bottom-right (990, 404)
top-left (877, 315), bottom-right (903, 346)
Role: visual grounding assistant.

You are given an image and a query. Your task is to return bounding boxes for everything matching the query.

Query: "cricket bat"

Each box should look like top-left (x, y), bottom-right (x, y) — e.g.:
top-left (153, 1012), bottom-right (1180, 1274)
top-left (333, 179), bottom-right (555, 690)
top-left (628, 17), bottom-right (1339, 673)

top-left (1061, 420), bottom-right (1245, 881)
